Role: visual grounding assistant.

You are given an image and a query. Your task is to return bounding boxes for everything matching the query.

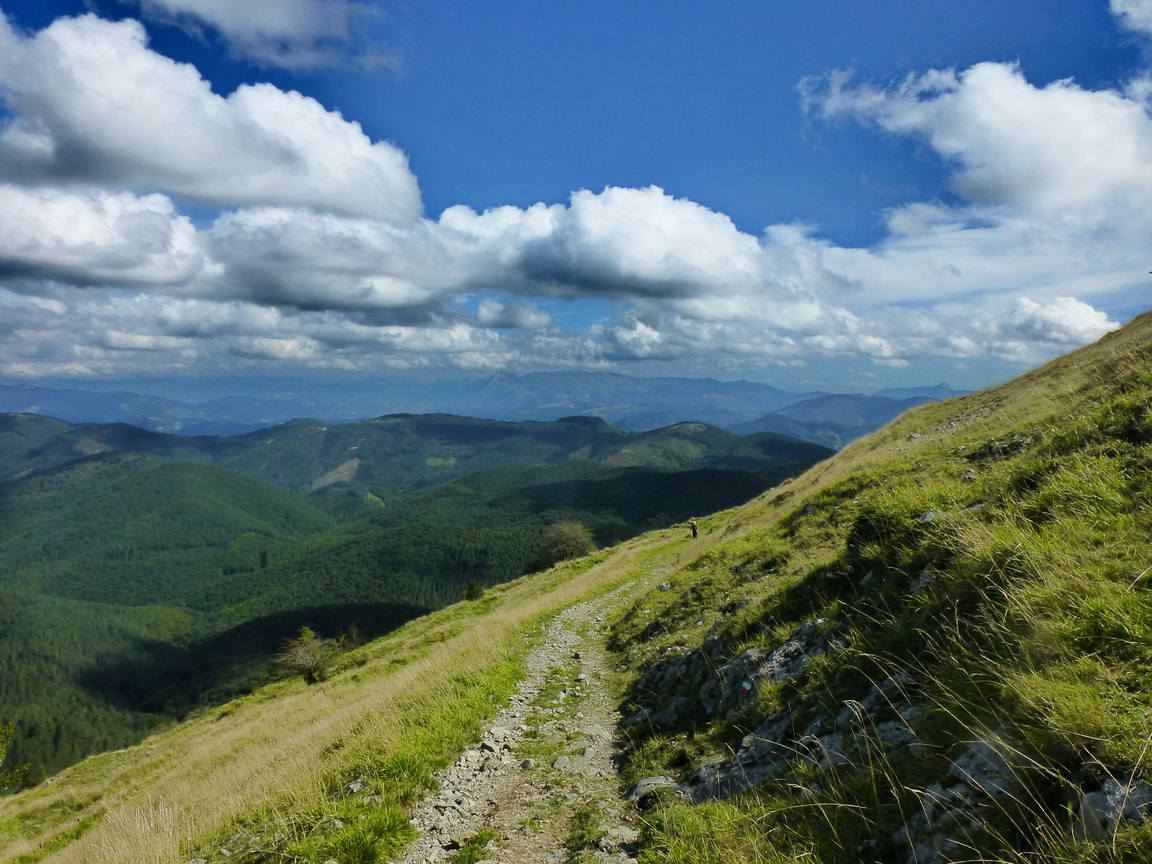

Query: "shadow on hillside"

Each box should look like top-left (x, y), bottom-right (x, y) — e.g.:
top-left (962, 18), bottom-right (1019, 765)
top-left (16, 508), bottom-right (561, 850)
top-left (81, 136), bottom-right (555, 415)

top-left (494, 468), bottom-right (781, 540)
top-left (77, 602), bottom-right (428, 718)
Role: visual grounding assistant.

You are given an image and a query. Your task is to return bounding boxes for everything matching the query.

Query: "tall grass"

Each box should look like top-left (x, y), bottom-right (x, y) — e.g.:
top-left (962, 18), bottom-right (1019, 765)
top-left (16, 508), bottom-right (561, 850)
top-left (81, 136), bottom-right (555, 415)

top-left (613, 313), bottom-right (1152, 862)
top-left (0, 539), bottom-right (682, 864)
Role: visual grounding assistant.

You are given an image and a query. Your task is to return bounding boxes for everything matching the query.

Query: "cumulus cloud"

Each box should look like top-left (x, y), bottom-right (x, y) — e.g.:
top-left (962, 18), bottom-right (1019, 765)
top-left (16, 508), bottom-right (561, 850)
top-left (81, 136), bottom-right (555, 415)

top-left (1000, 296), bottom-right (1118, 346)
top-left (0, 9), bottom-right (1137, 381)
top-left (200, 186), bottom-right (849, 336)
top-left (797, 296), bottom-right (1120, 368)
top-left (0, 287), bottom-right (523, 378)
top-left (440, 188), bottom-right (852, 333)
top-left (0, 13), bottom-right (420, 222)
top-left (206, 207), bottom-right (450, 314)
top-left (809, 63), bottom-right (1152, 212)
top-left (516, 186), bottom-right (768, 299)
top-left (795, 60), bottom-right (1152, 327)
top-left (0, 185), bottom-right (203, 286)
top-left (135, 0), bottom-right (389, 69)
top-left (476, 299), bottom-right (551, 329)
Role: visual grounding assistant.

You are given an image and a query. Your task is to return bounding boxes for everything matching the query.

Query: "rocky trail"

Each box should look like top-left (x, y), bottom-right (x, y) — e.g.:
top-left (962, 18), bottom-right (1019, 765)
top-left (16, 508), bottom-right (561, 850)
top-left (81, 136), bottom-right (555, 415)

top-left (391, 584), bottom-right (642, 864)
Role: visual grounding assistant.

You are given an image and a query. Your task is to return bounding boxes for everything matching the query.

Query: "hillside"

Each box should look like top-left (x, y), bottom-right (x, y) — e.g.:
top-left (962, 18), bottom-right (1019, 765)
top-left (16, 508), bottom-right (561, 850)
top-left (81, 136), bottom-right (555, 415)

top-left (0, 413), bottom-right (829, 506)
top-left (3, 313), bottom-right (1151, 863)
top-left (0, 413), bottom-right (828, 779)
top-left (0, 385), bottom-right (268, 436)
top-left (732, 393), bottom-right (937, 449)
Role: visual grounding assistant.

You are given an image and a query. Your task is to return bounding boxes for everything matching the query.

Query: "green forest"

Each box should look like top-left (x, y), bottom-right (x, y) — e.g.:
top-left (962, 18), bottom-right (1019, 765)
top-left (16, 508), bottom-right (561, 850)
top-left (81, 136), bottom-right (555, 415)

top-left (0, 412), bottom-right (829, 779)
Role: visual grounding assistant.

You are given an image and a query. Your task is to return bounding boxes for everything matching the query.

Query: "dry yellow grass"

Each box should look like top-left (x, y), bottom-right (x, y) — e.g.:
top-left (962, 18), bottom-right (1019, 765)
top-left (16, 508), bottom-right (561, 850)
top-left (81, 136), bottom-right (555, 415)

top-left (0, 533), bottom-right (694, 864)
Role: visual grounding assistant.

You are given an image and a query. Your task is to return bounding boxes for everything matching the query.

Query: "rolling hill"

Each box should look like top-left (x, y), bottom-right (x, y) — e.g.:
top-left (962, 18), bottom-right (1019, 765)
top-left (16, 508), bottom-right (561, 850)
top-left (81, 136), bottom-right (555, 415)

top-left (732, 392), bottom-right (941, 449)
top-left (0, 412), bottom-right (829, 778)
top-left (0, 372), bottom-right (833, 436)
top-left (1, 312), bottom-right (1149, 862)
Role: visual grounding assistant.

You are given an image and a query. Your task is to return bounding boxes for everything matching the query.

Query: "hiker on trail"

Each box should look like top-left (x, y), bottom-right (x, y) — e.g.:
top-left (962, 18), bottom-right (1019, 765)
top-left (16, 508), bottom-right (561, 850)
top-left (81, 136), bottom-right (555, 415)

top-left (689, 518), bottom-right (698, 539)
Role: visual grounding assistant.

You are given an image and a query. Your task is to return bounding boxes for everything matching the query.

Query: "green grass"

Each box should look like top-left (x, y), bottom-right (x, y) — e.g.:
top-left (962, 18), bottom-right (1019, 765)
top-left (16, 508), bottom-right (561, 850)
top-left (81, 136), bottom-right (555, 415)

top-left (180, 635), bottom-right (527, 863)
top-left (447, 828), bottom-right (497, 863)
top-left (607, 313), bottom-right (1152, 862)
top-left (640, 796), bottom-right (815, 864)
top-left (6, 810), bottom-right (105, 864)
top-left (289, 804), bottom-right (415, 864)
top-left (565, 801), bottom-right (603, 858)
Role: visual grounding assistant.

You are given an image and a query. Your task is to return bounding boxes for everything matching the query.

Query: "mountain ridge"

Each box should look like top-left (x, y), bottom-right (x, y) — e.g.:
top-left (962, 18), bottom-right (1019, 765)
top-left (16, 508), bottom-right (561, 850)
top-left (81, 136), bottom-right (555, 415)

top-left (0, 371), bottom-right (960, 440)
top-left (0, 410), bottom-right (831, 779)
top-left (0, 312), bottom-right (1146, 862)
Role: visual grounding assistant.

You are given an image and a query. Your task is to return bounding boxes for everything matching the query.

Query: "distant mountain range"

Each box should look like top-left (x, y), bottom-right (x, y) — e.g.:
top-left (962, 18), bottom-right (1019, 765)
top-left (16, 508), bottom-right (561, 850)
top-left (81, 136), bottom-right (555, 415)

top-left (0, 374), bottom-right (965, 448)
top-left (730, 393), bottom-right (939, 449)
top-left (0, 410), bottom-right (830, 776)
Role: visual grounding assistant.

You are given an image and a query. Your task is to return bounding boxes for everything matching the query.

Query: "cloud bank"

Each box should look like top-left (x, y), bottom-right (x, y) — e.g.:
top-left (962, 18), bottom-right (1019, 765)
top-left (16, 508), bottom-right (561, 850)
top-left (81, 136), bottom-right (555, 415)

top-left (0, 8), bottom-right (1139, 382)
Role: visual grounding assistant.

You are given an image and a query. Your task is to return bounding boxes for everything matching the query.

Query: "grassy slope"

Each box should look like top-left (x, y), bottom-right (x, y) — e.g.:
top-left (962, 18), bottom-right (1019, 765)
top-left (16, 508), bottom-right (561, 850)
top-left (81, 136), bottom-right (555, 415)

top-left (0, 530), bottom-right (697, 864)
top-left (607, 311), bottom-right (1152, 862)
top-left (5, 315), bottom-right (1148, 863)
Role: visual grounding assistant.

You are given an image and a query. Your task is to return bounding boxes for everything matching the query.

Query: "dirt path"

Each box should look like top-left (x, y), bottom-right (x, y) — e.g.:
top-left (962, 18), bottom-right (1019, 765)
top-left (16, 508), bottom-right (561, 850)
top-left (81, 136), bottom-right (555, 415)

top-left (391, 583), bottom-right (641, 864)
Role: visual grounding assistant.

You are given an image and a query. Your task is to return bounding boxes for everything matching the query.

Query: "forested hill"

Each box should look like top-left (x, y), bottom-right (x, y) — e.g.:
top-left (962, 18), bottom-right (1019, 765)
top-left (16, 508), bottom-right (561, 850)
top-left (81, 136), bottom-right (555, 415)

top-left (0, 412), bottom-right (831, 778)
top-left (7, 316), bottom-right (1152, 863)
top-left (0, 412), bottom-right (827, 503)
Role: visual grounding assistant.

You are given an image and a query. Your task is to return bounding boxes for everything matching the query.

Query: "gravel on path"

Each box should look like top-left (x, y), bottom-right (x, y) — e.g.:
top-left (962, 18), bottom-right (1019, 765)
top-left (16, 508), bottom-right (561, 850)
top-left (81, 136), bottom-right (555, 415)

top-left (391, 583), bottom-right (641, 864)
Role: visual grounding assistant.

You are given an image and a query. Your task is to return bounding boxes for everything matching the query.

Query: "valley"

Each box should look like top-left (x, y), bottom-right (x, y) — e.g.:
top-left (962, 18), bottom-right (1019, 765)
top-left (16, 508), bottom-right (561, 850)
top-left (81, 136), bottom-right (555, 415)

top-left (2, 312), bottom-right (1151, 863)
top-left (0, 412), bottom-right (829, 779)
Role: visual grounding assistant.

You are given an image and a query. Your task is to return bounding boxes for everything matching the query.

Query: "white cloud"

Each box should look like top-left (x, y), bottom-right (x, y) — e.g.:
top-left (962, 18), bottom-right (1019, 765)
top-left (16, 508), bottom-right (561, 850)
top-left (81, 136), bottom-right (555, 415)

top-left (1000, 296), bottom-right (1118, 346)
top-left (811, 62), bottom-right (1152, 212)
top-left (0, 9), bottom-right (1138, 382)
top-left (476, 299), bottom-right (551, 329)
top-left (136, 0), bottom-right (386, 69)
top-left (440, 187), bottom-right (853, 333)
top-left (0, 185), bottom-right (202, 285)
top-left (0, 13), bottom-right (420, 222)
top-left (515, 186), bottom-right (768, 299)
top-left (231, 335), bottom-right (322, 361)
top-left (793, 60), bottom-right (1152, 323)
top-left (200, 187), bottom-right (855, 343)
top-left (1113, 0), bottom-right (1152, 37)
top-left (809, 296), bottom-right (1121, 367)
top-left (0, 287), bottom-right (524, 378)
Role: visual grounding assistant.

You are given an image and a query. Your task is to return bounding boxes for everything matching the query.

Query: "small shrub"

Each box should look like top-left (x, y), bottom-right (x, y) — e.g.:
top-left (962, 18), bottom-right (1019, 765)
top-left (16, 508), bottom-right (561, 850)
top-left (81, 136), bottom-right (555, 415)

top-left (278, 626), bottom-right (340, 684)
top-left (566, 802), bottom-right (602, 854)
top-left (294, 803), bottom-right (415, 864)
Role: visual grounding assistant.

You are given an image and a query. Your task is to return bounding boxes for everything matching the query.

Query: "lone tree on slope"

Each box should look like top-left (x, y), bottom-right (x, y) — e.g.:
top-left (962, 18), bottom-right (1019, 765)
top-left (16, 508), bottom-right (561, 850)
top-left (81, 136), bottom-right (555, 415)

top-left (529, 522), bottom-right (597, 572)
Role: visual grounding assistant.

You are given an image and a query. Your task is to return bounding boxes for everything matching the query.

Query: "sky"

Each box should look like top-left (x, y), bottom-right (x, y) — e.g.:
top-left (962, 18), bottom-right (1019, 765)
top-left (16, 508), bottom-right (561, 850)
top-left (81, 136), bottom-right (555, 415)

top-left (0, 0), bottom-right (1148, 394)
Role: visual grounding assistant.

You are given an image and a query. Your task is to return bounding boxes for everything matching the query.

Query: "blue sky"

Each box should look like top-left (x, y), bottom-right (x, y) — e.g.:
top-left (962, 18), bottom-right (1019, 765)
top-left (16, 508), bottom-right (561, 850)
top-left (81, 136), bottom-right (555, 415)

top-left (0, 0), bottom-right (1147, 392)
